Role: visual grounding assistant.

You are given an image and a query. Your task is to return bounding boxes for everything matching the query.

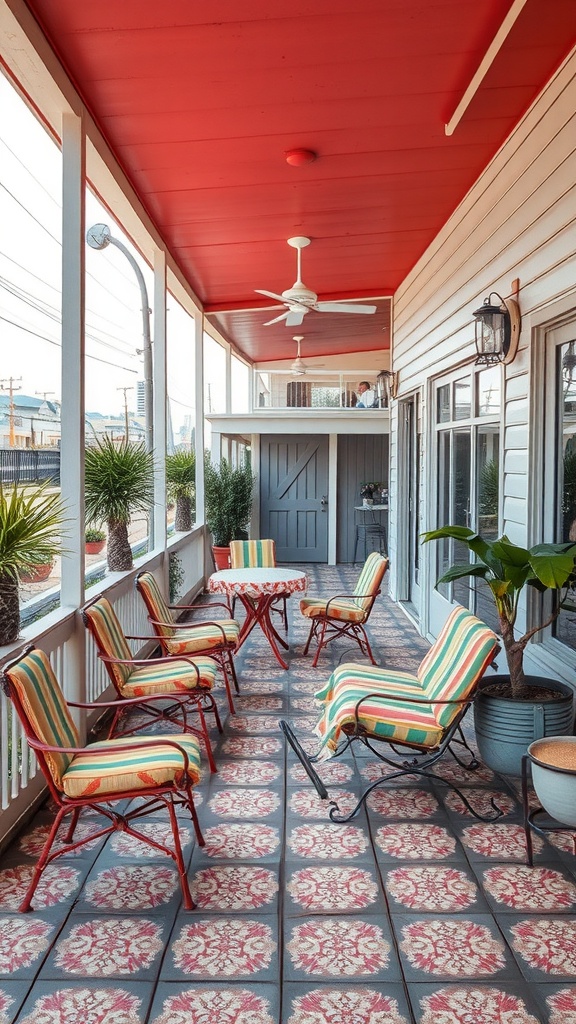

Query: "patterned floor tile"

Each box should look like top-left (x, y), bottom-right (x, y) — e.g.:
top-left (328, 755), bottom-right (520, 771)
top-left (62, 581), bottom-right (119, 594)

top-left (373, 822), bottom-right (465, 863)
top-left (216, 761), bottom-right (283, 786)
top-left (532, 983), bottom-right (576, 1024)
top-left (286, 788), bottom-right (360, 822)
top-left (284, 863), bottom-right (384, 917)
top-left (499, 915), bottom-right (576, 980)
top-left (164, 914), bottom-right (279, 982)
top-left (192, 822), bottom-right (282, 864)
top-left (219, 735), bottom-right (284, 759)
top-left (0, 915), bottom-right (58, 979)
top-left (282, 982), bottom-right (412, 1023)
top-left (458, 822), bottom-right (546, 863)
top-left (283, 916), bottom-right (401, 982)
top-left (285, 822), bottom-right (372, 863)
top-left (205, 787), bottom-right (283, 820)
top-left (475, 863), bottom-right (576, 915)
top-left (74, 862), bottom-right (183, 916)
top-left (393, 913), bottom-right (522, 982)
top-left (440, 787), bottom-right (519, 821)
top-left (190, 864), bottom-right (279, 913)
top-left (408, 981), bottom-right (544, 1023)
top-left (39, 915), bottom-right (168, 980)
top-left (0, 859), bottom-right (86, 913)
top-left (149, 981), bottom-right (279, 1024)
top-left (15, 980), bottom-right (154, 1024)
top-left (0, 980), bottom-right (33, 1023)
top-left (365, 786), bottom-right (442, 820)
top-left (381, 863), bottom-right (488, 915)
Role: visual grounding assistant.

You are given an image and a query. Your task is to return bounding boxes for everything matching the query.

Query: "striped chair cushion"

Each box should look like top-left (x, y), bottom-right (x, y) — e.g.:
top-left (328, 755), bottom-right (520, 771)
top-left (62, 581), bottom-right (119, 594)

top-left (61, 734), bottom-right (201, 798)
top-left (137, 572), bottom-right (175, 638)
top-left (316, 663), bottom-right (424, 703)
top-left (315, 685), bottom-right (442, 760)
top-left (83, 598), bottom-right (134, 689)
top-left (300, 597), bottom-right (367, 623)
top-left (121, 655), bottom-right (217, 697)
top-left (162, 620), bottom-right (240, 655)
top-left (5, 649), bottom-right (79, 787)
top-left (353, 552), bottom-right (388, 611)
top-left (230, 539), bottom-right (276, 568)
top-left (418, 606), bottom-right (498, 728)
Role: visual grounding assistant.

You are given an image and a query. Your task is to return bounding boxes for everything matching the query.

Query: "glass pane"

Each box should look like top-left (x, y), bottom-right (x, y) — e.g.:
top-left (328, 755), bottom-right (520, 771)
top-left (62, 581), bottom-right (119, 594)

top-left (453, 377), bottom-right (471, 420)
top-left (203, 334), bottom-right (226, 447)
top-left (436, 431), bottom-right (451, 598)
top-left (231, 356), bottom-right (250, 413)
top-left (437, 384), bottom-right (450, 423)
top-left (477, 427), bottom-right (499, 539)
top-left (554, 340), bottom-right (576, 650)
top-left (167, 294), bottom-right (196, 532)
top-left (0, 74), bottom-right (64, 616)
top-left (477, 365), bottom-right (501, 417)
top-left (452, 429), bottom-right (472, 608)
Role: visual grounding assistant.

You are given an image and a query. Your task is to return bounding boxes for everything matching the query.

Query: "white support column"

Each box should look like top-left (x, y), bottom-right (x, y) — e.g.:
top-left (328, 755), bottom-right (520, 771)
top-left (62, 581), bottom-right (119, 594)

top-left (250, 432), bottom-right (260, 538)
top-left (60, 111), bottom-right (86, 729)
top-left (194, 311), bottom-right (205, 527)
top-left (225, 343), bottom-right (232, 413)
top-left (328, 433), bottom-right (338, 565)
top-left (153, 249), bottom-right (167, 556)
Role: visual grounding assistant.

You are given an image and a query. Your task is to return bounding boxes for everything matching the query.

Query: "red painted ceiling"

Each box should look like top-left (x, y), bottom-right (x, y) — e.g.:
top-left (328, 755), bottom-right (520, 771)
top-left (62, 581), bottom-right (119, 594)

top-left (24, 0), bottom-right (576, 363)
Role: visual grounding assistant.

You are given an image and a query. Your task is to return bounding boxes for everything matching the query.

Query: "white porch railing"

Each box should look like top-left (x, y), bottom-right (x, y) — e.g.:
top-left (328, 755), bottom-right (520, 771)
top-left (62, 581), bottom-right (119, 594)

top-left (0, 528), bottom-right (206, 851)
top-left (253, 369), bottom-right (389, 410)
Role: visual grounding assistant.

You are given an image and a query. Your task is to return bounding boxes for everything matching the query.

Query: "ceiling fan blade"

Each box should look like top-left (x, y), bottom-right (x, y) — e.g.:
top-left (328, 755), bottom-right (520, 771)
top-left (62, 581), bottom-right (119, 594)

top-left (263, 311), bottom-right (290, 326)
top-left (285, 310), bottom-right (306, 327)
top-left (315, 301), bottom-right (377, 314)
top-left (255, 288), bottom-right (288, 303)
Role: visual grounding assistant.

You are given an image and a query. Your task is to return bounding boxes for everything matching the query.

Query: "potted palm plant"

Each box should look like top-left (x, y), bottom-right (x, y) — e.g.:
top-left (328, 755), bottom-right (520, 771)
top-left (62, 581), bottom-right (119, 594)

top-left (204, 455), bottom-right (255, 569)
top-left (422, 525), bottom-right (576, 773)
top-left (84, 436), bottom-right (154, 571)
top-left (0, 482), bottom-right (67, 645)
top-left (166, 448), bottom-right (195, 532)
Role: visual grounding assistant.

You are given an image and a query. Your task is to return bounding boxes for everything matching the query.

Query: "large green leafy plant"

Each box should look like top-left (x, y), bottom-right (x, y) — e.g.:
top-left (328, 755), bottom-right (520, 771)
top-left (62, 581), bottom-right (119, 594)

top-left (0, 482), bottom-right (67, 645)
top-left (84, 436), bottom-right (154, 571)
top-left (422, 525), bottom-right (576, 697)
top-left (166, 448), bottom-right (195, 532)
top-left (204, 455), bottom-right (255, 547)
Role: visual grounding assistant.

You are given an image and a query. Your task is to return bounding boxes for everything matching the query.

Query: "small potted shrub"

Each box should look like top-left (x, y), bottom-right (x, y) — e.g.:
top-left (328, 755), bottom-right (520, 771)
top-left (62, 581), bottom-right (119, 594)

top-left (166, 448), bottom-right (195, 532)
top-left (204, 455), bottom-right (255, 569)
top-left (85, 526), bottom-right (106, 555)
top-left (422, 525), bottom-right (576, 774)
top-left (84, 435), bottom-right (154, 571)
top-left (0, 481), bottom-right (66, 645)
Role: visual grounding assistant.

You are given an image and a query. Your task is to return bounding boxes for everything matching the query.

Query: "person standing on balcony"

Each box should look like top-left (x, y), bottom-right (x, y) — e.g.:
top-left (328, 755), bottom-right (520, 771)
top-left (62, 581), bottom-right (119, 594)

top-left (356, 381), bottom-right (377, 408)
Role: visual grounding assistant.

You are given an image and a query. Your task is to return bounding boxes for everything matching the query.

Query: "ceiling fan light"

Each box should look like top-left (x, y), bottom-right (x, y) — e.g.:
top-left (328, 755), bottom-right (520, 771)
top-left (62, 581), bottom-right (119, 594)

top-left (285, 148), bottom-right (317, 167)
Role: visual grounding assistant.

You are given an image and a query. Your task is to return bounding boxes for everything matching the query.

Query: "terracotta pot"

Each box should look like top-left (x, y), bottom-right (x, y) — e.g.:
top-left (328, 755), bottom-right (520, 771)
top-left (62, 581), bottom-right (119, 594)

top-left (85, 540), bottom-right (106, 555)
top-left (20, 561), bottom-right (53, 583)
top-left (212, 545), bottom-right (231, 570)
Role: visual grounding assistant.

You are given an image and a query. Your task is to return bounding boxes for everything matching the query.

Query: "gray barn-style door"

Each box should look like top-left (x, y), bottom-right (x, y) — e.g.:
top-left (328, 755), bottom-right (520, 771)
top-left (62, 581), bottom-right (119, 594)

top-left (260, 435), bottom-right (329, 561)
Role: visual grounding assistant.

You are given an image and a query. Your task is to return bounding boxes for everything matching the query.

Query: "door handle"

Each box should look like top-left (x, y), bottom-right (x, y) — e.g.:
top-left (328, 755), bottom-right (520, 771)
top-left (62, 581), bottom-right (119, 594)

top-left (321, 495), bottom-right (328, 511)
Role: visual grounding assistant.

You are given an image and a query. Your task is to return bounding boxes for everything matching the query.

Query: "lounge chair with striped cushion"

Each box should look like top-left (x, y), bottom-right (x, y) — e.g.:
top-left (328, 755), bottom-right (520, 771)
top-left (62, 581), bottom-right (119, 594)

top-left (1, 646), bottom-right (204, 911)
top-left (281, 605), bottom-right (501, 822)
top-left (229, 538), bottom-right (288, 629)
top-left (135, 571), bottom-right (240, 713)
top-left (300, 552), bottom-right (389, 666)
top-left (83, 596), bottom-right (221, 773)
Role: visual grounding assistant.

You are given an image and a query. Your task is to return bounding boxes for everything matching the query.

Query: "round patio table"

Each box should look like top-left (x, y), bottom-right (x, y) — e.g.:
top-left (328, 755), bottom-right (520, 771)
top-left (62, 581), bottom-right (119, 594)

top-left (208, 567), bottom-right (307, 669)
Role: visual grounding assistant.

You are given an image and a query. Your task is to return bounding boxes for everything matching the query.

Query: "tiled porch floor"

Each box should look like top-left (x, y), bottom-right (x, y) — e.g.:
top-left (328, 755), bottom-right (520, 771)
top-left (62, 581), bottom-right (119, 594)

top-left (1, 564), bottom-right (576, 1023)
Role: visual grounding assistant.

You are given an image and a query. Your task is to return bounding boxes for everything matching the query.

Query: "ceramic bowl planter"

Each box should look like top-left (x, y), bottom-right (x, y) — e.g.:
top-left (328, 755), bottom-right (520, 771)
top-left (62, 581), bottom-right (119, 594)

top-left (20, 560), bottom-right (54, 584)
top-left (474, 675), bottom-right (574, 775)
top-left (528, 735), bottom-right (576, 827)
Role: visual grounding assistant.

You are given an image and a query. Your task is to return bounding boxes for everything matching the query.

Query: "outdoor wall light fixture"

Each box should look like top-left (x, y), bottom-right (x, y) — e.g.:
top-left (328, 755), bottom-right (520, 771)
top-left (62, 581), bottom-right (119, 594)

top-left (377, 369), bottom-right (397, 406)
top-left (472, 284), bottom-right (521, 366)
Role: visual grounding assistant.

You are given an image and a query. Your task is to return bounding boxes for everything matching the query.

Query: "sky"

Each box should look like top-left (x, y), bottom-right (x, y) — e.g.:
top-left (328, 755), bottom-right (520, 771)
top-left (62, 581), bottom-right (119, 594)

top-left (0, 71), bottom-right (208, 437)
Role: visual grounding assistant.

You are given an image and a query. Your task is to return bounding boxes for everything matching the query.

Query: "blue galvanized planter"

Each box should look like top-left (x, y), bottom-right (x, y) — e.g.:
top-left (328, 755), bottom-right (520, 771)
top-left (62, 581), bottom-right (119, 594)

top-left (473, 675), bottom-right (574, 776)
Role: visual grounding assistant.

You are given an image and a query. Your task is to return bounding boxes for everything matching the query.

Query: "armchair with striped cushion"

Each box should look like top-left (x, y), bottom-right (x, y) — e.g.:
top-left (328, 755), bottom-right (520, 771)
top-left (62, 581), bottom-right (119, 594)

top-left (135, 571), bottom-right (240, 713)
top-left (82, 596), bottom-right (221, 772)
top-left (1, 646), bottom-right (204, 911)
top-left (229, 538), bottom-right (288, 629)
top-left (281, 605), bottom-right (501, 823)
top-left (300, 551), bottom-right (388, 666)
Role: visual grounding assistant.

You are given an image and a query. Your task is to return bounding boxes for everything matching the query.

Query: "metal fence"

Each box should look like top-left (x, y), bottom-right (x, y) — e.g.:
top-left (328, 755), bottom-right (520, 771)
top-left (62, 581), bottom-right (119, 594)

top-left (0, 449), bottom-right (60, 485)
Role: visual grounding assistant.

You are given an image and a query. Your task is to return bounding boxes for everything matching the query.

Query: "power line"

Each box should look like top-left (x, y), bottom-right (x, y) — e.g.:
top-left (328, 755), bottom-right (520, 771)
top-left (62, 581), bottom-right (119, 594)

top-left (0, 315), bottom-right (138, 373)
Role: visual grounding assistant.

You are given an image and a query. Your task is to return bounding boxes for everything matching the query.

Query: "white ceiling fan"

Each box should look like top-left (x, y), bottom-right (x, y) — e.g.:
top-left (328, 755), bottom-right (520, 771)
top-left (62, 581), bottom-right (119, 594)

top-left (256, 236), bottom-right (377, 327)
top-left (290, 336), bottom-right (325, 375)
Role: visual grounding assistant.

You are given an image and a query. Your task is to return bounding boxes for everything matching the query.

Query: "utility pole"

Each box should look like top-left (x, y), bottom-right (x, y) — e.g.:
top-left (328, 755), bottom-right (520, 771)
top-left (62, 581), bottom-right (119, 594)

top-left (117, 386), bottom-right (134, 441)
top-left (35, 391), bottom-right (55, 403)
top-left (0, 376), bottom-right (22, 447)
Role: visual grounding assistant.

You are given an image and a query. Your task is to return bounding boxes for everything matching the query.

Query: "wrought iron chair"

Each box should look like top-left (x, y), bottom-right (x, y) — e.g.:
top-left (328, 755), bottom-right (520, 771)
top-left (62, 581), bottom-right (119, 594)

top-left (281, 604), bottom-right (502, 823)
top-left (229, 538), bottom-right (288, 629)
top-left (300, 551), bottom-right (388, 666)
top-left (83, 596), bottom-right (221, 773)
top-left (1, 646), bottom-right (204, 911)
top-left (135, 571), bottom-right (240, 713)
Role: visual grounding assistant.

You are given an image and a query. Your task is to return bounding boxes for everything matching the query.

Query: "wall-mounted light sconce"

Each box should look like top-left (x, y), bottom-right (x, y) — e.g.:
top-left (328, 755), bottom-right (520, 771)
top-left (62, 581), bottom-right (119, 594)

top-left (472, 283), bottom-right (521, 366)
top-left (377, 369), bottom-right (398, 407)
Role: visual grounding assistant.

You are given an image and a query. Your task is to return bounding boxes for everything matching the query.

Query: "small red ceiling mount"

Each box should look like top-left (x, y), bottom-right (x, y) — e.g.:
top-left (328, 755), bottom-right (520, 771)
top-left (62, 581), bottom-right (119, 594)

top-left (285, 148), bottom-right (317, 167)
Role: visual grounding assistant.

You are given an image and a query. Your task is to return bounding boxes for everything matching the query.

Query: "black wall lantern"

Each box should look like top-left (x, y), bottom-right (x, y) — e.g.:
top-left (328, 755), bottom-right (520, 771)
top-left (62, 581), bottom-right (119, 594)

top-left (472, 287), bottom-right (521, 366)
top-left (377, 369), bottom-right (397, 407)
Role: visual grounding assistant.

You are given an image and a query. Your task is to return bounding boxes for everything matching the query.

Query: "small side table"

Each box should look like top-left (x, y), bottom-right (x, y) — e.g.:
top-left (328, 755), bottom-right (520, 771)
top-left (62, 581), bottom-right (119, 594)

top-left (353, 504), bottom-right (388, 564)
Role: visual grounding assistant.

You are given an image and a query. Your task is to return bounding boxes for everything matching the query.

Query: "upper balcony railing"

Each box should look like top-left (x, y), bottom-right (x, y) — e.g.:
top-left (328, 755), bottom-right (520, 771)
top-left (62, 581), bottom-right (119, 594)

top-left (253, 369), bottom-right (389, 412)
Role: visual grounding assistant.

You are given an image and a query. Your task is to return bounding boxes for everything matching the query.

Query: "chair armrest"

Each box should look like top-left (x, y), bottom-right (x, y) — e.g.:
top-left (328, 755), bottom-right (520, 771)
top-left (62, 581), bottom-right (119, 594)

top-left (148, 616), bottom-right (228, 641)
top-left (323, 590), bottom-right (380, 616)
top-left (97, 652), bottom-right (202, 681)
top-left (352, 690), bottom-right (473, 716)
top-left (67, 692), bottom-right (195, 710)
top-left (170, 599), bottom-right (231, 614)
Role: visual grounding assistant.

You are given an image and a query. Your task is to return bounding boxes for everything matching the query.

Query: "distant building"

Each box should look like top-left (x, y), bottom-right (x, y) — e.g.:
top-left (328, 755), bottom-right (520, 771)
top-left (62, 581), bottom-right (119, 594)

top-left (0, 394), bottom-right (61, 448)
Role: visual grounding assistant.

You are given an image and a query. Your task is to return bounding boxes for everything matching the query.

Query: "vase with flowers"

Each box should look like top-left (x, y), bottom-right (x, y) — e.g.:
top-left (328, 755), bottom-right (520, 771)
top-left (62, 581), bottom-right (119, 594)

top-left (360, 482), bottom-right (379, 508)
